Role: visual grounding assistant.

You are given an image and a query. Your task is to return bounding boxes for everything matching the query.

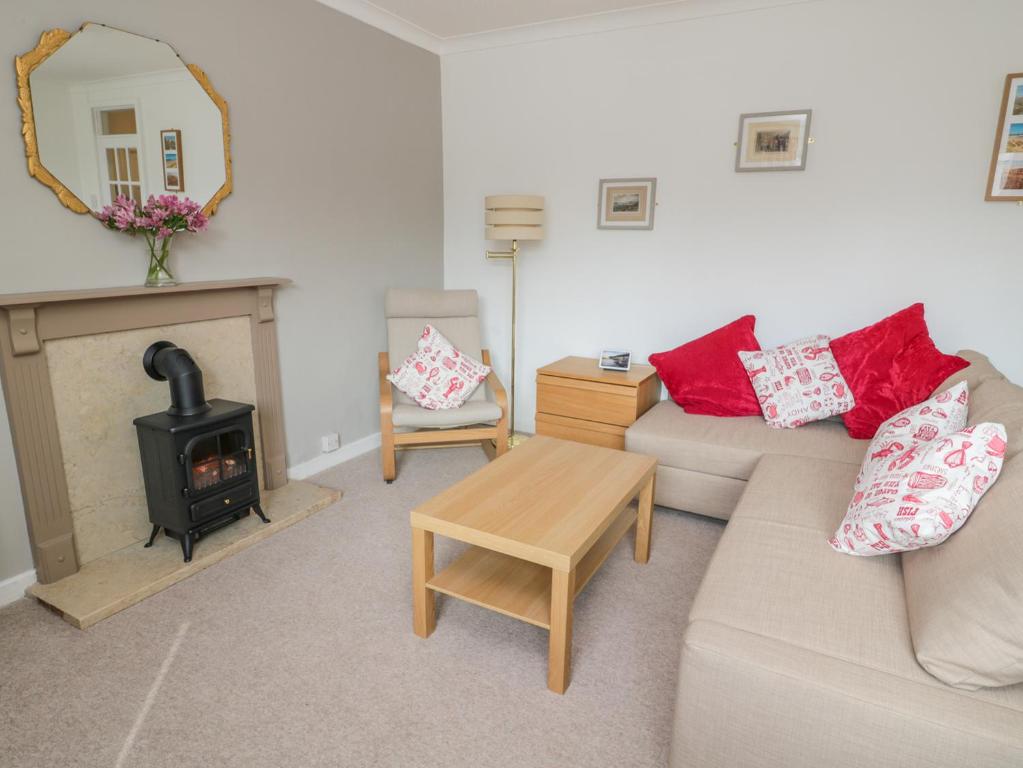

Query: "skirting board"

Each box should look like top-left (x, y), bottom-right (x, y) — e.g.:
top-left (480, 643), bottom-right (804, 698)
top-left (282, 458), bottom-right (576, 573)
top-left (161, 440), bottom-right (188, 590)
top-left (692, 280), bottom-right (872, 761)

top-left (0, 568), bottom-right (38, 609)
top-left (287, 432), bottom-right (381, 480)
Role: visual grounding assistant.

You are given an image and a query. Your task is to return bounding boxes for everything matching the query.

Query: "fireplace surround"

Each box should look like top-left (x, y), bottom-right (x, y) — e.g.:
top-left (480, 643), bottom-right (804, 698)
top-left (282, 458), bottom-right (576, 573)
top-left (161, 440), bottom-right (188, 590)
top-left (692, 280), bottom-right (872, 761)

top-left (0, 278), bottom-right (290, 584)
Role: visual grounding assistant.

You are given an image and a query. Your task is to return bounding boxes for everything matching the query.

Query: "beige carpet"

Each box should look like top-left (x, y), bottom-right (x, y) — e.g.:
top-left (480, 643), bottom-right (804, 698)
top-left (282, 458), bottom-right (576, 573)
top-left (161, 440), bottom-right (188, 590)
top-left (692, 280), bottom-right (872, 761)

top-left (0, 446), bottom-right (723, 768)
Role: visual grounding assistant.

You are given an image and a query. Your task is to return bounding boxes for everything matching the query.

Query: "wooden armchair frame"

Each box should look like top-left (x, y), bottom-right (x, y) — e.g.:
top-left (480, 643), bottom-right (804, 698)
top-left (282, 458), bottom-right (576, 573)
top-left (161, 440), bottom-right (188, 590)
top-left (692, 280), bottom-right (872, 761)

top-left (379, 349), bottom-right (508, 482)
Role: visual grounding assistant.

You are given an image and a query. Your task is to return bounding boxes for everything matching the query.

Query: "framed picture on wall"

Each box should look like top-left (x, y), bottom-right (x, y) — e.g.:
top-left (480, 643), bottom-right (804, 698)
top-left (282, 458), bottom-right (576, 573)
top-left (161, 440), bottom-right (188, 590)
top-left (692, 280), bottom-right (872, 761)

top-left (597, 178), bottom-right (656, 229)
top-left (160, 129), bottom-right (185, 192)
top-left (985, 73), bottom-right (1023, 202)
top-left (735, 110), bottom-right (812, 172)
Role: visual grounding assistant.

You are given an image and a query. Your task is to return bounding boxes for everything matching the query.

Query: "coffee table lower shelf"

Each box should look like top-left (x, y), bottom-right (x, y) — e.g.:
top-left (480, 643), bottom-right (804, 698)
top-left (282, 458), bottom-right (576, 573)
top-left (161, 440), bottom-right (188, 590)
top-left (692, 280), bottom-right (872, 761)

top-left (426, 503), bottom-right (638, 630)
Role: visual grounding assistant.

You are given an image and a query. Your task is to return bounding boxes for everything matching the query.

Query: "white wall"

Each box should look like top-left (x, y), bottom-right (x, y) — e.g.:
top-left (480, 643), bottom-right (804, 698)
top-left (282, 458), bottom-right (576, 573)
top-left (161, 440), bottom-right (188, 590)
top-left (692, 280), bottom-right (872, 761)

top-left (443, 0), bottom-right (1023, 435)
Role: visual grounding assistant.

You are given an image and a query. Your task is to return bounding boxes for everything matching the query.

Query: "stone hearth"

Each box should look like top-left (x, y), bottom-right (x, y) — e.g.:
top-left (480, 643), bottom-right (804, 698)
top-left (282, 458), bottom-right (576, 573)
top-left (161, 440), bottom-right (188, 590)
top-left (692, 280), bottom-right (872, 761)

top-left (0, 278), bottom-right (334, 628)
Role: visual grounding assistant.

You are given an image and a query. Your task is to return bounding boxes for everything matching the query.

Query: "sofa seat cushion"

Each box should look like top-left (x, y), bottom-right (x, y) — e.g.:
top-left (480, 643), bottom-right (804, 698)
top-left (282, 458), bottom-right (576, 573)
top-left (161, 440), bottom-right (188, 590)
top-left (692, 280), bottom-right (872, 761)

top-left (391, 400), bottom-right (501, 429)
top-left (673, 454), bottom-right (1023, 767)
top-left (626, 400), bottom-right (867, 482)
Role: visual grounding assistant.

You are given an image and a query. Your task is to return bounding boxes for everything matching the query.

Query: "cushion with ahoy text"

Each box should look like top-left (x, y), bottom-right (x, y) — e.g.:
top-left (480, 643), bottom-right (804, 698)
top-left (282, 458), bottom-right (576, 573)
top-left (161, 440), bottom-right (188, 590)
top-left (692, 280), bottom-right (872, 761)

top-left (830, 385), bottom-right (1006, 556)
top-left (859, 382), bottom-right (970, 482)
top-left (387, 325), bottom-right (490, 410)
top-left (830, 304), bottom-right (969, 439)
top-left (738, 335), bottom-right (855, 428)
top-left (648, 315), bottom-right (761, 416)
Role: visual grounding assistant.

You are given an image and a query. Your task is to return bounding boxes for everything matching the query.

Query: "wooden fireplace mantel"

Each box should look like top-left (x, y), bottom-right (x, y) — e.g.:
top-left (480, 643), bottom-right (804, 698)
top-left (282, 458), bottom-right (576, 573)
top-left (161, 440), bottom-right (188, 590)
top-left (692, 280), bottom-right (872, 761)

top-left (0, 278), bottom-right (292, 584)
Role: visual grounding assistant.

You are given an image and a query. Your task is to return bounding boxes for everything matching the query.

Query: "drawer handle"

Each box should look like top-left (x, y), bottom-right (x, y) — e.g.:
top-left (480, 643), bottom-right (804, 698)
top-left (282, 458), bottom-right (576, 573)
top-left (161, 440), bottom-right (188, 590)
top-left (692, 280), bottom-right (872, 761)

top-left (224, 498), bottom-right (231, 505)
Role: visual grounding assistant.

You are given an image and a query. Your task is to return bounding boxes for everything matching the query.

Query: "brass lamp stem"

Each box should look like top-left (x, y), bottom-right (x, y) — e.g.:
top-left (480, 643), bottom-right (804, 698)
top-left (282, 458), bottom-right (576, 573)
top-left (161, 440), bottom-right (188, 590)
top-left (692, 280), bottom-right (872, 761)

top-left (485, 239), bottom-right (520, 446)
top-left (510, 239), bottom-right (518, 443)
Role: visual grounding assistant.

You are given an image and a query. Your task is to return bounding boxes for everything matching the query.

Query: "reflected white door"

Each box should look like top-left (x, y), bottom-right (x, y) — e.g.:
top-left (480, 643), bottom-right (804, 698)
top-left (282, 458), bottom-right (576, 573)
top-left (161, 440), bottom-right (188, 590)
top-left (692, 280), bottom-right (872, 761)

top-left (94, 107), bottom-right (143, 207)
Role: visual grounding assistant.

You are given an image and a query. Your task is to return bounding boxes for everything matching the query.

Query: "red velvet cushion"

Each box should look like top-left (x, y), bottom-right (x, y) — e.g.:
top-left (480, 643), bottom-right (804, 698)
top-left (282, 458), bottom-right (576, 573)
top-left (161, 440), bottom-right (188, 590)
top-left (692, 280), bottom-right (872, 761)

top-left (649, 315), bottom-right (761, 416)
top-left (831, 303), bottom-right (969, 439)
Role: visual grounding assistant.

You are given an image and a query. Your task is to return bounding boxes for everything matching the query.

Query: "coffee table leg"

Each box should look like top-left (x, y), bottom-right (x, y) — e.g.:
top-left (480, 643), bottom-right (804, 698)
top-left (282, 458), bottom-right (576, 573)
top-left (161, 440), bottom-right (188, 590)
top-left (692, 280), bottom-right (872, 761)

top-left (635, 473), bottom-right (655, 564)
top-left (412, 527), bottom-right (435, 638)
top-left (548, 567), bottom-right (576, 694)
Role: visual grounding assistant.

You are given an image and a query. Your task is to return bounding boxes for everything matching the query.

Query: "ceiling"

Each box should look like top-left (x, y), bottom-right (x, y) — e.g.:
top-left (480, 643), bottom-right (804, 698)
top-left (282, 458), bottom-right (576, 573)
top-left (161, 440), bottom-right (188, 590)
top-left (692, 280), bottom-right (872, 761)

top-left (319, 0), bottom-right (792, 54)
top-left (362, 0), bottom-right (678, 39)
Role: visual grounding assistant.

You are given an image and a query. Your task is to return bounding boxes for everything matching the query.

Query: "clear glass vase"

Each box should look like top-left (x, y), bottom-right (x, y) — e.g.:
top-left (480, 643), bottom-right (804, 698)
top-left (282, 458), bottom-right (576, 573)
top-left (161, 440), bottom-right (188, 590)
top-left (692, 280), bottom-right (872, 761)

top-left (145, 237), bottom-right (177, 287)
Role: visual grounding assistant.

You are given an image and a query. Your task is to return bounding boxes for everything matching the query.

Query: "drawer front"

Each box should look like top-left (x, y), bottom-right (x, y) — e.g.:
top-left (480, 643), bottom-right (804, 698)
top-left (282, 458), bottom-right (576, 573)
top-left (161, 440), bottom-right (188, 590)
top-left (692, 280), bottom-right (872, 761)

top-left (535, 414), bottom-right (626, 450)
top-left (536, 380), bottom-right (638, 426)
top-left (190, 481), bottom-right (257, 522)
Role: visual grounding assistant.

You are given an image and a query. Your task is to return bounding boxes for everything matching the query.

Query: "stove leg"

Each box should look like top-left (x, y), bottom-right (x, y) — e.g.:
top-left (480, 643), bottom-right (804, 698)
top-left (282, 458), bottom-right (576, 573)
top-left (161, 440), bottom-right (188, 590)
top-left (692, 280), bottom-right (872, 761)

top-left (181, 532), bottom-right (193, 563)
top-left (252, 503), bottom-right (271, 524)
top-left (144, 524), bottom-right (161, 548)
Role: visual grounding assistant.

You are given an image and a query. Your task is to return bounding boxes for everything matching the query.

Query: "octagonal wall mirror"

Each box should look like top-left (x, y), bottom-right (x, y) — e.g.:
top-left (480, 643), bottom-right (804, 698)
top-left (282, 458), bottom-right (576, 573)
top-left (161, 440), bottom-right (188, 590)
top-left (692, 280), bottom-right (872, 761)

top-left (16, 23), bottom-right (231, 218)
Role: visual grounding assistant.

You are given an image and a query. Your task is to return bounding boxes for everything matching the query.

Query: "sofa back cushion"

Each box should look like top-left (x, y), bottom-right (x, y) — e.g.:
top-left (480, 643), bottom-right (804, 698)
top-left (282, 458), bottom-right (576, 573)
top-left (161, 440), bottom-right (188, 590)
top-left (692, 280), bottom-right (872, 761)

top-left (935, 349), bottom-right (1005, 393)
top-left (902, 367), bottom-right (1023, 689)
top-left (967, 378), bottom-right (1023, 462)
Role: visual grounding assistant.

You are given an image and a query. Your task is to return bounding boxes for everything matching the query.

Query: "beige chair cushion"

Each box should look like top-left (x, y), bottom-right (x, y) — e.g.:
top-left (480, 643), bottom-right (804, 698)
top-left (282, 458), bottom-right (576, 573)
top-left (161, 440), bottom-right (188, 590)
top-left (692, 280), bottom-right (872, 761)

top-left (385, 288), bottom-right (478, 319)
top-left (902, 453), bottom-right (1023, 689)
top-left (625, 400), bottom-right (867, 481)
top-left (673, 454), bottom-right (1023, 768)
top-left (391, 400), bottom-right (501, 429)
top-left (384, 288), bottom-right (487, 407)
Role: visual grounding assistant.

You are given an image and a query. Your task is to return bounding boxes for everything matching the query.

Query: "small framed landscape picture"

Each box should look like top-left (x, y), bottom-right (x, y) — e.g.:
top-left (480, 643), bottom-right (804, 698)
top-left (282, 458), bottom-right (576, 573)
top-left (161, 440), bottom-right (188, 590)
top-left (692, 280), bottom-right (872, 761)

top-left (985, 73), bottom-right (1023, 202)
top-left (160, 129), bottom-right (184, 192)
top-left (597, 178), bottom-right (656, 229)
top-left (599, 350), bottom-right (632, 372)
top-left (735, 110), bottom-right (812, 172)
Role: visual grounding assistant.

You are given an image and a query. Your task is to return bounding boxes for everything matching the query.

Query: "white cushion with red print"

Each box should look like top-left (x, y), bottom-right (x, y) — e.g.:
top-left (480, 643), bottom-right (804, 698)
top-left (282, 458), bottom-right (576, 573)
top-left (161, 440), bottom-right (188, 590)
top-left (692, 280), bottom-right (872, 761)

top-left (387, 325), bottom-right (491, 411)
top-left (829, 382), bottom-right (1007, 556)
top-left (738, 335), bottom-right (855, 429)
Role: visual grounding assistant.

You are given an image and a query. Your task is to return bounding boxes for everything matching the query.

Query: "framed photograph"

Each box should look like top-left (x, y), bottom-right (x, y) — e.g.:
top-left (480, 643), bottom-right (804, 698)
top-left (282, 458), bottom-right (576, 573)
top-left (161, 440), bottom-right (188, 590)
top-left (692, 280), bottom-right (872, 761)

top-left (597, 178), bottom-right (656, 230)
top-left (160, 129), bottom-right (184, 192)
top-left (598, 350), bottom-right (632, 372)
top-left (985, 73), bottom-right (1023, 202)
top-left (735, 110), bottom-right (812, 172)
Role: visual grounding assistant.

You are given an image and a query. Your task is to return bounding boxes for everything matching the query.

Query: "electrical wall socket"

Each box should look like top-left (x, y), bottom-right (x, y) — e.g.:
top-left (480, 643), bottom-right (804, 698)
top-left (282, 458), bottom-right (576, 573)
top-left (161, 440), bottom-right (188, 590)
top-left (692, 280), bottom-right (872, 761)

top-left (321, 432), bottom-right (340, 453)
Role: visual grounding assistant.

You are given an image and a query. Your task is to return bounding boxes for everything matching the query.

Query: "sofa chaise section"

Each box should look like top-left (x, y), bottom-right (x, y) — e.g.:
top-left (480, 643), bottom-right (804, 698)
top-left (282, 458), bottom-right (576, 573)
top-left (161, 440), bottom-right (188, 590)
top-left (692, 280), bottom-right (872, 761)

top-left (671, 454), bottom-right (1023, 768)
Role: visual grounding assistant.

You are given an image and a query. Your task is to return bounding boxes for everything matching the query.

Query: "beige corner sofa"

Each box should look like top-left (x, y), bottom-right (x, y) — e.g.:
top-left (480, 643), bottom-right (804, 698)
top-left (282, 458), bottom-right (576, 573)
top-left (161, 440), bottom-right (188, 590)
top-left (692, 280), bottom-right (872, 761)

top-left (625, 350), bottom-right (1023, 767)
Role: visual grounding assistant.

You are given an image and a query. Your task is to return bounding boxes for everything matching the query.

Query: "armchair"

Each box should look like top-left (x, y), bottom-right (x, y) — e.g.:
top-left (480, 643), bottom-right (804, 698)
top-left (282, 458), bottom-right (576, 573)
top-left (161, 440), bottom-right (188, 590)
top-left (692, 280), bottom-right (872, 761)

top-left (379, 289), bottom-right (508, 482)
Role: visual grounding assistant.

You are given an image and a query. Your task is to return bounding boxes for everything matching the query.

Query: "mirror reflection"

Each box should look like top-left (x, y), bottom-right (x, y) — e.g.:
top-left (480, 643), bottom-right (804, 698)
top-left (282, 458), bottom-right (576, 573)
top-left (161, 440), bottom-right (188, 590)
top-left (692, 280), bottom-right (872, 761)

top-left (28, 24), bottom-right (227, 213)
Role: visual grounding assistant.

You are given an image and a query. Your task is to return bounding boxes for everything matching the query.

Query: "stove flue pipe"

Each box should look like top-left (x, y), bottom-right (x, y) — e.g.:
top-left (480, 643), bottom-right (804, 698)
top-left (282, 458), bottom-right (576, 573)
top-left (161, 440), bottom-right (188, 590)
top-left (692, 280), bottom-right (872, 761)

top-left (143, 341), bottom-right (212, 417)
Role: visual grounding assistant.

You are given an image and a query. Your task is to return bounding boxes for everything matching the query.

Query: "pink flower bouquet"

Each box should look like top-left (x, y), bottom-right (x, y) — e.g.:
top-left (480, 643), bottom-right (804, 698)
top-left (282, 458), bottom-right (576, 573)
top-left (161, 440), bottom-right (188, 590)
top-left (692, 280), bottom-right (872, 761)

top-left (98, 194), bottom-right (209, 286)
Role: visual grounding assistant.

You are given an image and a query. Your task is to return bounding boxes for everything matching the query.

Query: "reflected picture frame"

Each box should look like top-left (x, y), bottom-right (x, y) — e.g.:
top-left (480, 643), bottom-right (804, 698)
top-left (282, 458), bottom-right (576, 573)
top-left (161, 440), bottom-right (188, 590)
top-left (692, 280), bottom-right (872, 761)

top-left (735, 109), bottom-right (812, 172)
top-left (985, 73), bottom-right (1023, 202)
top-left (160, 129), bottom-right (184, 192)
top-left (597, 178), bottom-right (656, 230)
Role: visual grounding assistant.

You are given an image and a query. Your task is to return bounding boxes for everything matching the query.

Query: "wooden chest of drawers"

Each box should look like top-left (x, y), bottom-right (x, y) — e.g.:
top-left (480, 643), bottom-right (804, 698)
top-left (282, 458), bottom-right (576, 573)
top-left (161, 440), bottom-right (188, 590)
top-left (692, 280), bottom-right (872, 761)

top-left (534, 356), bottom-right (661, 450)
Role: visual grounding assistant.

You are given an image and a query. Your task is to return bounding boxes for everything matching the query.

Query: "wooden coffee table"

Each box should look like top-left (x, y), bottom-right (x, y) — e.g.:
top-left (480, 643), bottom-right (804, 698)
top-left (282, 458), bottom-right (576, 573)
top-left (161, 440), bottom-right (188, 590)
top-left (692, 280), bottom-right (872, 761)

top-left (409, 435), bottom-right (657, 693)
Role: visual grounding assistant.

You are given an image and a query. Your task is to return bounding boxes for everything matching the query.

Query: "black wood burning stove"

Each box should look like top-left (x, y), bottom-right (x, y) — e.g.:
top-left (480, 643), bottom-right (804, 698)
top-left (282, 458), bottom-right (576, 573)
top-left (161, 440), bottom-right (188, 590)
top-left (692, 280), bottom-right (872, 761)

top-left (134, 341), bottom-right (268, 562)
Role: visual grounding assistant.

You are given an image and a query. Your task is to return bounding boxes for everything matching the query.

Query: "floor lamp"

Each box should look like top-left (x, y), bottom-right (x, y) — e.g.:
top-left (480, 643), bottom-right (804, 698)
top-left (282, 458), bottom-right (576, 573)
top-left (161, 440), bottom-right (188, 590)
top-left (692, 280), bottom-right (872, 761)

top-left (484, 195), bottom-right (545, 447)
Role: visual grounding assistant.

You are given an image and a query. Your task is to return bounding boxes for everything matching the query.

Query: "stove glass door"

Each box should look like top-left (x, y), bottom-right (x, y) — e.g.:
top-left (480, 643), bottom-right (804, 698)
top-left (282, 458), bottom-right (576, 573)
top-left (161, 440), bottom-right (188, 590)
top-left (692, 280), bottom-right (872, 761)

top-left (188, 428), bottom-right (251, 493)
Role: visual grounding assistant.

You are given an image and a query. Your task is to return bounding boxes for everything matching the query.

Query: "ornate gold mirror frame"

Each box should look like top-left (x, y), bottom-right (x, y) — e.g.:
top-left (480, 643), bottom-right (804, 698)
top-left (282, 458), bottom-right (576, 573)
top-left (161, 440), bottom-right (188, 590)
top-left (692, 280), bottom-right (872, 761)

top-left (14, 22), bottom-right (233, 218)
